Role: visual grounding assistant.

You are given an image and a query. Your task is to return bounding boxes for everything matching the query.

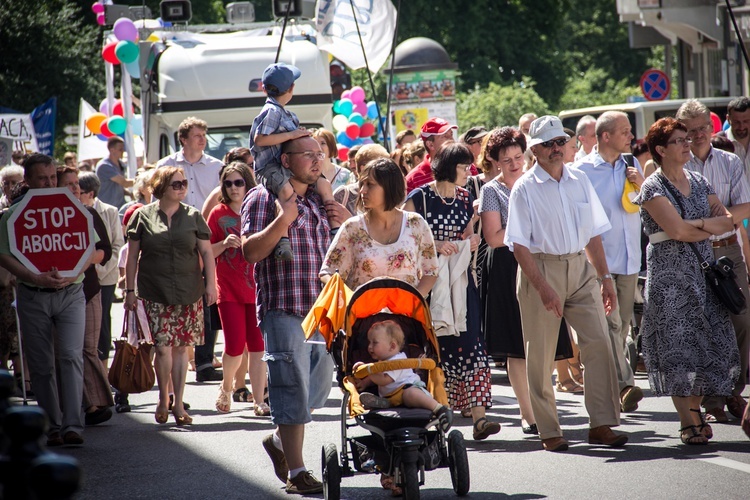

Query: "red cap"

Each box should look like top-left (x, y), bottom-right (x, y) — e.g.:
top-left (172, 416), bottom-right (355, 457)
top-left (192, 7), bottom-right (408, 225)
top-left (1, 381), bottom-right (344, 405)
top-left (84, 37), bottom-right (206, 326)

top-left (420, 117), bottom-right (458, 140)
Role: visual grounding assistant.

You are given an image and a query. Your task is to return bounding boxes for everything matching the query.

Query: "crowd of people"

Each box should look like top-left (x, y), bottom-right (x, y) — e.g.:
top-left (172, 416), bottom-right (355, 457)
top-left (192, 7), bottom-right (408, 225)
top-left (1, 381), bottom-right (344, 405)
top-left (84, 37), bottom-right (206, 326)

top-left (2, 64), bottom-right (750, 494)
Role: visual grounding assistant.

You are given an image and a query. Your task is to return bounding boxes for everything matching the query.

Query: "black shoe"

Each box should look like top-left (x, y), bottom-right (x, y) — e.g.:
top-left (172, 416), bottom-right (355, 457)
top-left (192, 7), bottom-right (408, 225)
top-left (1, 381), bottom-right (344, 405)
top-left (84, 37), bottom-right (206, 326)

top-left (522, 423), bottom-right (539, 435)
top-left (114, 392), bottom-right (131, 413)
top-left (85, 407), bottom-right (113, 426)
top-left (168, 394), bottom-right (191, 410)
top-left (196, 367), bottom-right (223, 382)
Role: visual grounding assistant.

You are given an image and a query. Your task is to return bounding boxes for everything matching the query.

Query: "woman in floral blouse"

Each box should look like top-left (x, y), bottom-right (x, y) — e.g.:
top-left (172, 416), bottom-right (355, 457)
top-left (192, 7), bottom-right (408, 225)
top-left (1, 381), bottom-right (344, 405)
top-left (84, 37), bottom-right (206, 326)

top-left (320, 158), bottom-right (438, 296)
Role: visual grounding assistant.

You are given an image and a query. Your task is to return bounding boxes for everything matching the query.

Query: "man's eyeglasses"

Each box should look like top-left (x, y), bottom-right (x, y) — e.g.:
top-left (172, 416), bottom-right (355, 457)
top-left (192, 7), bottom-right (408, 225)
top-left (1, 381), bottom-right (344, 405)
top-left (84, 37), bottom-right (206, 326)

top-left (685, 124), bottom-right (713, 137)
top-left (666, 137), bottom-right (692, 146)
top-left (170, 179), bottom-right (188, 190)
top-left (539, 138), bottom-right (569, 148)
top-left (223, 179), bottom-right (246, 188)
top-left (286, 151), bottom-right (326, 161)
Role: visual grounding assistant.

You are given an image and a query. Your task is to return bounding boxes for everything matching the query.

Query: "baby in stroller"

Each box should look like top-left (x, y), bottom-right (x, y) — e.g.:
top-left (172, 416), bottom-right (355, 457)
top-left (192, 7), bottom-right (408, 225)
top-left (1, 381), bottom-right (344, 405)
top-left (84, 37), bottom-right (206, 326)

top-left (353, 320), bottom-right (453, 432)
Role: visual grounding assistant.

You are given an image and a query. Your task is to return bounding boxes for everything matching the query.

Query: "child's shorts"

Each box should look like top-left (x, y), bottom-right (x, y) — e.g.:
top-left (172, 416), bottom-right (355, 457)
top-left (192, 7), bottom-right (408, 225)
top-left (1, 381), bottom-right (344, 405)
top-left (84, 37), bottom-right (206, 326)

top-left (256, 161), bottom-right (291, 196)
top-left (384, 380), bottom-right (430, 407)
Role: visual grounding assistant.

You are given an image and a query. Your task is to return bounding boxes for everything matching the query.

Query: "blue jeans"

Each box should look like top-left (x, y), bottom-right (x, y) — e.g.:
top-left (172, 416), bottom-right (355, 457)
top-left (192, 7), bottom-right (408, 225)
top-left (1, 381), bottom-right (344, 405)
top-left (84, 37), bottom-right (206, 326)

top-left (260, 310), bottom-right (333, 425)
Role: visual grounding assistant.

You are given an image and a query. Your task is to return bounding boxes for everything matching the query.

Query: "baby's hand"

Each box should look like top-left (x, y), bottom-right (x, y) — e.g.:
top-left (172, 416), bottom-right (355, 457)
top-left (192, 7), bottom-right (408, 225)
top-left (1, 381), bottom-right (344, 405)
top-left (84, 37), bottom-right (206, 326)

top-left (291, 127), bottom-right (311, 139)
top-left (352, 361), bottom-right (364, 371)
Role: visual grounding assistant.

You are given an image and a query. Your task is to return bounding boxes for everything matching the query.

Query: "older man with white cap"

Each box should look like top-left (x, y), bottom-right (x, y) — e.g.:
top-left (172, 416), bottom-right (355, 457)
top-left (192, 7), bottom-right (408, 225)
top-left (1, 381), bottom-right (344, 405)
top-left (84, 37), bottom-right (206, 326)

top-left (504, 115), bottom-right (627, 452)
top-left (405, 117), bottom-right (457, 193)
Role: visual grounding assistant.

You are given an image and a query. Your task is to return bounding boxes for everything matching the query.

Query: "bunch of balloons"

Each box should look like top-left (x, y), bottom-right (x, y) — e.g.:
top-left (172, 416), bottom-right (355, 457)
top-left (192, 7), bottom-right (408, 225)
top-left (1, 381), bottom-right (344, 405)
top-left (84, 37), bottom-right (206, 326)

top-left (91, 1), bottom-right (110, 26)
top-left (332, 86), bottom-right (379, 162)
top-left (100, 17), bottom-right (142, 78)
top-left (84, 98), bottom-right (143, 141)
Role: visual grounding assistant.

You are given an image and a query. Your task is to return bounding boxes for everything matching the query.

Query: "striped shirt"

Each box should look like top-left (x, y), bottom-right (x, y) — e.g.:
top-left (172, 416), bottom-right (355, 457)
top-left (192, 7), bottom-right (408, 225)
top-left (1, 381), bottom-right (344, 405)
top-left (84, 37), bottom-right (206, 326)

top-left (725, 128), bottom-right (750, 181)
top-left (241, 184), bottom-right (330, 322)
top-left (685, 146), bottom-right (750, 240)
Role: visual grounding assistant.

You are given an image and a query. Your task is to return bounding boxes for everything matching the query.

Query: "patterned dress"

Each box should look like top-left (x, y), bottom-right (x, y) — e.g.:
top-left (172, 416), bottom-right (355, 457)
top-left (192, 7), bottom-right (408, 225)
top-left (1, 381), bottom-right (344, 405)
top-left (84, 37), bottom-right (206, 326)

top-left (409, 183), bottom-right (493, 410)
top-left (321, 211), bottom-right (438, 290)
top-left (635, 170), bottom-right (740, 396)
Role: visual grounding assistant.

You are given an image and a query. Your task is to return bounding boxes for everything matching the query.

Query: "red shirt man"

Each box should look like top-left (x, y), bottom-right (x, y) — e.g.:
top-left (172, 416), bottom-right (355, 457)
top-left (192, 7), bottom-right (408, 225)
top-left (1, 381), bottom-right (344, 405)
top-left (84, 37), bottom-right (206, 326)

top-left (405, 117), bottom-right (457, 193)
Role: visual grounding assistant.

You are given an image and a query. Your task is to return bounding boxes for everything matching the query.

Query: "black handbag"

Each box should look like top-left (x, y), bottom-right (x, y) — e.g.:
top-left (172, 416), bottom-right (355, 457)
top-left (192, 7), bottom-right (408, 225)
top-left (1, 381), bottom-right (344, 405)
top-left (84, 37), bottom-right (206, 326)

top-left (659, 174), bottom-right (747, 315)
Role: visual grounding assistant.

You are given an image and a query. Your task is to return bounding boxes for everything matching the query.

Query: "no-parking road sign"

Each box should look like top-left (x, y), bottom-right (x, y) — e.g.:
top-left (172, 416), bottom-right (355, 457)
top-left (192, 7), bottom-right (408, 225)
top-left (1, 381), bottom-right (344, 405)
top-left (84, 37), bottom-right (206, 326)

top-left (640, 68), bottom-right (671, 101)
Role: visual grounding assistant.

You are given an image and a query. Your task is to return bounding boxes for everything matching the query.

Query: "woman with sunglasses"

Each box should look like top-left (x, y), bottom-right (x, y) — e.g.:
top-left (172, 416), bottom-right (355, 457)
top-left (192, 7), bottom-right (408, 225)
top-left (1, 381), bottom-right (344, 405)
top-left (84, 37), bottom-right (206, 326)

top-left (207, 162), bottom-right (269, 416)
top-left (636, 117), bottom-right (740, 445)
top-left (125, 166), bottom-right (217, 426)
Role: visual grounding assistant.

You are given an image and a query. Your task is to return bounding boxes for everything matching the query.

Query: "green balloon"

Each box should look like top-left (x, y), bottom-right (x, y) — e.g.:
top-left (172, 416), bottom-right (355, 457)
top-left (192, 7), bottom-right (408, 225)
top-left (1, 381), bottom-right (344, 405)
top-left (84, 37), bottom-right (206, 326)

top-left (115, 40), bottom-right (139, 65)
top-left (107, 116), bottom-right (127, 135)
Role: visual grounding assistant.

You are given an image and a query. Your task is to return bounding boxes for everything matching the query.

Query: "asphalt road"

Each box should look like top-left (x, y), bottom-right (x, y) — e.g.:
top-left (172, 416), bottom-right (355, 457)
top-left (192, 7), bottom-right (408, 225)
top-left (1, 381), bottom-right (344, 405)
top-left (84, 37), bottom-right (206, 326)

top-left (13, 304), bottom-right (750, 499)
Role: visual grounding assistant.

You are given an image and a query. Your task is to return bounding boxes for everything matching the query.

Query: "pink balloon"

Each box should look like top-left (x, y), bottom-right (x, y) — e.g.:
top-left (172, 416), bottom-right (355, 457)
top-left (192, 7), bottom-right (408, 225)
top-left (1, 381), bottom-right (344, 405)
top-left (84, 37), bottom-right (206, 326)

top-left (354, 101), bottom-right (368, 116)
top-left (341, 90), bottom-right (352, 100)
top-left (96, 13), bottom-right (106, 26)
top-left (350, 86), bottom-right (366, 103)
top-left (92, 2), bottom-right (105, 14)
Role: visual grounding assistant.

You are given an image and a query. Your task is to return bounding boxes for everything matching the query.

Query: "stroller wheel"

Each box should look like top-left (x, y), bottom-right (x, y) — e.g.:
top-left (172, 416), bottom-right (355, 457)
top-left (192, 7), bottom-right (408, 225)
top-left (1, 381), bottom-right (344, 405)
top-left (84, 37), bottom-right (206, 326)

top-left (447, 430), bottom-right (470, 496)
top-left (401, 461), bottom-right (420, 500)
top-left (322, 443), bottom-right (341, 500)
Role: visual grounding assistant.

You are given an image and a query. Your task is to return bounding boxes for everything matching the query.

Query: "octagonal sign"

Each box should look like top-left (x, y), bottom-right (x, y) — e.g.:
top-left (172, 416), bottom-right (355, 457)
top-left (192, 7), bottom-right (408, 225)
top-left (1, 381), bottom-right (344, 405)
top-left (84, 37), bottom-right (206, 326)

top-left (7, 188), bottom-right (94, 278)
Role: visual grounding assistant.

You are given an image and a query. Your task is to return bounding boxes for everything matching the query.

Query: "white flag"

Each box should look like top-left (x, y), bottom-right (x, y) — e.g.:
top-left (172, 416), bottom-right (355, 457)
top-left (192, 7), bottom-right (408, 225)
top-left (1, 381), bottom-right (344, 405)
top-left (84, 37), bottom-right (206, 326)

top-left (77, 99), bottom-right (109, 162)
top-left (315, 0), bottom-right (397, 73)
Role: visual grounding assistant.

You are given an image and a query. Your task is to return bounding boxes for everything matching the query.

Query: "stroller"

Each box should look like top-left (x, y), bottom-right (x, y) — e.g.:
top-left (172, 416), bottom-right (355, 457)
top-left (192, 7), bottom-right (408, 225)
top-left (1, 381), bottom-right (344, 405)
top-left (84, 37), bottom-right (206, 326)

top-left (320, 278), bottom-right (470, 500)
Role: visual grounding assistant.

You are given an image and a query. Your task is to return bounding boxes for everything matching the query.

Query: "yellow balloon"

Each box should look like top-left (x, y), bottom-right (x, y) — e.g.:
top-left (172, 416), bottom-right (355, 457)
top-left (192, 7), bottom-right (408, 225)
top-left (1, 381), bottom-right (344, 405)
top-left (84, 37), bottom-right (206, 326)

top-left (86, 113), bottom-right (108, 135)
top-left (147, 34), bottom-right (160, 43)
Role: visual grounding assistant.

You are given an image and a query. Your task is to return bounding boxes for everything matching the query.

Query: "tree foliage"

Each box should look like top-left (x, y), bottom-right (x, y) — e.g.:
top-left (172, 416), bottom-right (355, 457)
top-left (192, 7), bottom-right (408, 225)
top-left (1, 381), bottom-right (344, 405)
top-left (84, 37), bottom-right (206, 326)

top-left (457, 80), bottom-right (550, 130)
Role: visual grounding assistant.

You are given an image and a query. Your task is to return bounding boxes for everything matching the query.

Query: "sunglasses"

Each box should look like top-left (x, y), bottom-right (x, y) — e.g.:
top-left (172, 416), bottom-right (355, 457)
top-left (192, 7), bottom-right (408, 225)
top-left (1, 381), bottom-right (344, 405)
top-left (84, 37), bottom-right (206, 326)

top-left (223, 179), bottom-right (246, 188)
top-left (170, 179), bottom-right (188, 190)
top-left (539, 138), bottom-right (569, 148)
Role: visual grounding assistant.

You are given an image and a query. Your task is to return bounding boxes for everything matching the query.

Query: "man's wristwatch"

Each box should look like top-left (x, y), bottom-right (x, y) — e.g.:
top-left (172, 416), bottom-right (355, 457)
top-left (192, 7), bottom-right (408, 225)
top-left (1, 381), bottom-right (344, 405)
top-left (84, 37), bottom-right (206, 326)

top-left (596, 274), bottom-right (613, 284)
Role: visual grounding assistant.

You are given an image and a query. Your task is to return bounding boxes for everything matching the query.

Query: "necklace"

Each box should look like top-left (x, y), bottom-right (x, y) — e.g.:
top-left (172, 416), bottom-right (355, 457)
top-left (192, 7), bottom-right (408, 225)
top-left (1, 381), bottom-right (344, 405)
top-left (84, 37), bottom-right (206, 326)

top-left (366, 212), bottom-right (401, 245)
top-left (434, 183), bottom-right (457, 206)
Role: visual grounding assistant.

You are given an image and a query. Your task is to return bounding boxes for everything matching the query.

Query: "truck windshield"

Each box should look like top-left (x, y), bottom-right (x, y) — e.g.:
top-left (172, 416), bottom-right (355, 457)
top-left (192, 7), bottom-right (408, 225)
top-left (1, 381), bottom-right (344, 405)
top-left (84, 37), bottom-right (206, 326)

top-left (203, 123), bottom-right (327, 161)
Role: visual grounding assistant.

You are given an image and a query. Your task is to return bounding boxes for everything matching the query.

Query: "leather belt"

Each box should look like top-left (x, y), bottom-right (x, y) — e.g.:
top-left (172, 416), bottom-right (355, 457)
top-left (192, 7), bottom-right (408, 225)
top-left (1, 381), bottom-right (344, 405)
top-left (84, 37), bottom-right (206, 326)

top-left (712, 234), bottom-right (738, 248)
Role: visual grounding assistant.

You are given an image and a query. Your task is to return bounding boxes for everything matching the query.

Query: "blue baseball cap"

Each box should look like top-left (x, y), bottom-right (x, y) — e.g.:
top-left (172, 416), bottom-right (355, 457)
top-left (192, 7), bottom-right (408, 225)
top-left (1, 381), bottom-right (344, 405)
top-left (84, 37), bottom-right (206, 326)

top-left (262, 63), bottom-right (301, 93)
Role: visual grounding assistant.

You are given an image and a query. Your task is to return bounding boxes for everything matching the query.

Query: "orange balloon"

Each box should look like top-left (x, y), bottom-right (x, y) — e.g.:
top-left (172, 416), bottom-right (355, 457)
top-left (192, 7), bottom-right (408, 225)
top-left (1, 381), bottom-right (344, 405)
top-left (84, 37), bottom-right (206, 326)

top-left (86, 113), bottom-right (107, 135)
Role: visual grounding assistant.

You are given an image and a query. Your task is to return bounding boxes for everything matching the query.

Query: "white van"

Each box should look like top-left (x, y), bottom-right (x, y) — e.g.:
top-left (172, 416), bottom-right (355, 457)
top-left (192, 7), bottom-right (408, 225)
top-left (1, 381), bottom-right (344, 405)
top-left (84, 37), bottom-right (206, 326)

top-left (142, 26), bottom-right (332, 162)
top-left (559, 98), bottom-right (734, 140)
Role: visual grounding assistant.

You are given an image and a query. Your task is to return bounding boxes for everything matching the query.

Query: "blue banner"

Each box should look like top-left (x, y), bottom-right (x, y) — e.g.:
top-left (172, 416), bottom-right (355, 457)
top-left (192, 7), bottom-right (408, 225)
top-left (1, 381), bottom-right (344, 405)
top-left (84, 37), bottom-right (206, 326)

top-left (31, 97), bottom-right (56, 156)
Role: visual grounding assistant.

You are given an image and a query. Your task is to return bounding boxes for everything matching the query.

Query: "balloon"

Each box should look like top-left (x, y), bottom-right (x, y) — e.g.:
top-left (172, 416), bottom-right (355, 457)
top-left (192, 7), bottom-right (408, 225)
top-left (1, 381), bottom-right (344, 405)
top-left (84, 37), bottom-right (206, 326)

top-left (338, 98), bottom-right (353, 117)
top-left (348, 112), bottom-right (364, 127)
top-left (96, 134), bottom-right (108, 141)
top-left (359, 122), bottom-right (375, 137)
top-left (113, 18), bottom-right (138, 42)
top-left (107, 116), bottom-right (127, 135)
top-left (85, 113), bottom-right (107, 134)
top-left (362, 138), bottom-right (374, 145)
top-left (332, 114), bottom-right (349, 132)
top-left (96, 13), bottom-right (106, 26)
top-left (115, 40), bottom-right (139, 64)
top-left (131, 114), bottom-right (143, 136)
top-left (100, 121), bottom-right (114, 138)
top-left (337, 146), bottom-right (349, 162)
top-left (124, 60), bottom-right (140, 79)
top-left (354, 100), bottom-right (368, 116)
top-left (367, 101), bottom-right (378, 119)
top-left (336, 131), bottom-right (354, 147)
top-left (92, 3), bottom-right (105, 14)
top-left (147, 33), bottom-right (160, 43)
top-left (332, 100), bottom-right (341, 114)
top-left (345, 123), bottom-right (360, 140)
top-left (341, 90), bottom-right (352, 100)
top-left (710, 112), bottom-right (721, 134)
top-left (350, 86), bottom-right (366, 103)
top-left (101, 42), bottom-right (119, 64)
top-left (112, 99), bottom-right (134, 117)
top-left (724, 120), bottom-right (731, 131)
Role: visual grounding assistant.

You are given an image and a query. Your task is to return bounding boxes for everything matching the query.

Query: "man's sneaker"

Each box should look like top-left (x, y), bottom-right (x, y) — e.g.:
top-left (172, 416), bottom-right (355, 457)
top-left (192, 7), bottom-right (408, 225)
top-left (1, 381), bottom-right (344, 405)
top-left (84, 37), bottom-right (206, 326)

top-left (620, 385), bottom-right (644, 413)
top-left (262, 433), bottom-right (289, 484)
top-left (85, 407), bottom-right (113, 426)
top-left (360, 392), bottom-right (391, 409)
top-left (286, 470), bottom-right (323, 495)
top-left (196, 367), bottom-right (223, 383)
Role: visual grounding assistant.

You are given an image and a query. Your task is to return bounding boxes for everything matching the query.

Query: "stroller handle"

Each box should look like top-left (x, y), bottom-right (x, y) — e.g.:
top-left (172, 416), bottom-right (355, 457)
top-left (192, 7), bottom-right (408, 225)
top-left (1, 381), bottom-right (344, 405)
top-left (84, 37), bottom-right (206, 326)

top-left (353, 358), bottom-right (436, 379)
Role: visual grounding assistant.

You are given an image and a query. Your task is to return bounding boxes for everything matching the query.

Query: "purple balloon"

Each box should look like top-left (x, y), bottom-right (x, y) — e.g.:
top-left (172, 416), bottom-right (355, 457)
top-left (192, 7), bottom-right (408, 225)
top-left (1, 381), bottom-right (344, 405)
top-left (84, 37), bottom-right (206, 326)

top-left (113, 18), bottom-right (138, 42)
top-left (99, 99), bottom-right (109, 116)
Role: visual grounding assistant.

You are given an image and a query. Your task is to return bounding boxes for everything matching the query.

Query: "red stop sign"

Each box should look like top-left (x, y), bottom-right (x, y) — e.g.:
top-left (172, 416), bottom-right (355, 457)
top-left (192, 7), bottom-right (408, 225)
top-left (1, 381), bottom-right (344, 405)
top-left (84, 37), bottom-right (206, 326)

top-left (7, 188), bottom-right (94, 278)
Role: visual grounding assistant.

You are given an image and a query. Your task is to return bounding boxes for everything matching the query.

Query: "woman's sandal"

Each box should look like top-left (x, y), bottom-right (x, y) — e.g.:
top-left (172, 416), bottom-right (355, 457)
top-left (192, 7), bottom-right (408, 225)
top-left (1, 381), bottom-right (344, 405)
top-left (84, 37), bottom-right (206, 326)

top-left (173, 410), bottom-right (193, 426)
top-left (154, 406), bottom-right (169, 424)
top-left (555, 379), bottom-right (584, 394)
top-left (473, 417), bottom-right (501, 441)
top-left (460, 408), bottom-right (472, 418)
top-left (232, 387), bottom-right (253, 403)
top-left (567, 358), bottom-right (584, 386)
top-left (216, 388), bottom-right (232, 414)
top-left (254, 402), bottom-right (271, 416)
top-left (690, 408), bottom-right (713, 439)
top-left (680, 425), bottom-right (708, 445)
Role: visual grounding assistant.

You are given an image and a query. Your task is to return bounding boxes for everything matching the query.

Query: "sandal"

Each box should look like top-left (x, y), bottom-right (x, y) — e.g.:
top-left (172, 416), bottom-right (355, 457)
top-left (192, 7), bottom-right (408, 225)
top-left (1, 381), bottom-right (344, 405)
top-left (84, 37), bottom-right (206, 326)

top-left (460, 408), bottom-right (472, 418)
top-left (254, 402), bottom-right (271, 416)
top-left (155, 406), bottom-right (169, 424)
top-left (556, 379), bottom-right (584, 394)
top-left (212, 356), bottom-right (223, 369)
top-left (380, 474), bottom-right (402, 497)
top-left (232, 387), bottom-right (253, 403)
top-left (216, 388), bottom-right (232, 414)
top-left (679, 425), bottom-right (708, 445)
top-left (691, 408), bottom-right (713, 439)
top-left (472, 417), bottom-right (501, 441)
top-left (567, 357), bottom-right (584, 386)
